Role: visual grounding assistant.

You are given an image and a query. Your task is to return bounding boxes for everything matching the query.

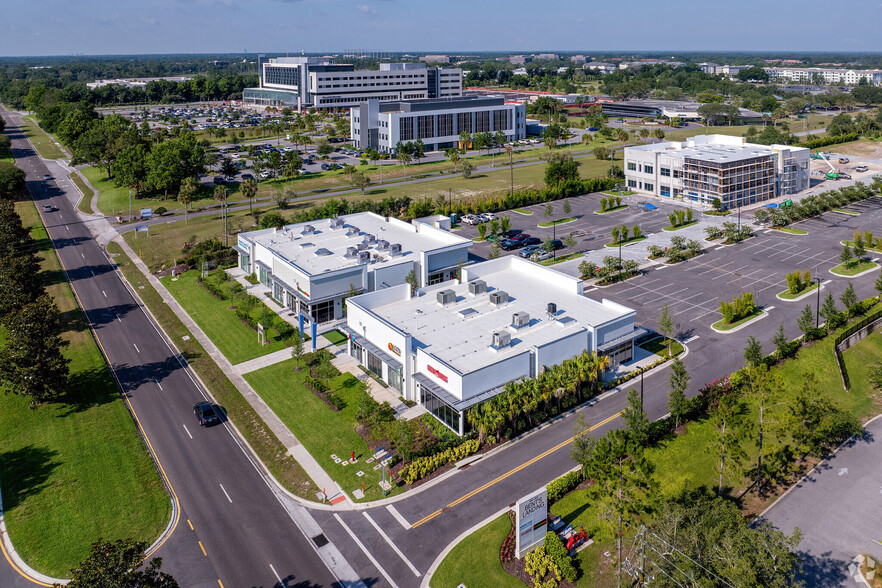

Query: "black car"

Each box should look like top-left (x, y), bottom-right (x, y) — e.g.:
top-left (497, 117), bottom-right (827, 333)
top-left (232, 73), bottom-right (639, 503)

top-left (501, 239), bottom-right (524, 251)
top-left (550, 239), bottom-right (564, 250)
top-left (503, 229), bottom-right (523, 239)
top-left (194, 401), bottom-right (219, 426)
top-left (520, 237), bottom-right (541, 247)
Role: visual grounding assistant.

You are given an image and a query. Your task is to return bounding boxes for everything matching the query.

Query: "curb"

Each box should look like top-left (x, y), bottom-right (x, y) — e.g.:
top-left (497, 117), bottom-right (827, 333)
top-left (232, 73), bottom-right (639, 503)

top-left (0, 483), bottom-right (65, 586)
top-left (775, 284), bottom-right (823, 303)
top-left (829, 262), bottom-right (881, 279)
top-left (710, 310), bottom-right (768, 334)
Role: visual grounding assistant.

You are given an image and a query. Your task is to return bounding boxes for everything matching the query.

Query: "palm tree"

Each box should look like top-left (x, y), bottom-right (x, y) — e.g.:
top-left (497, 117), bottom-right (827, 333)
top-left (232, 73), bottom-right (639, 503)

top-left (178, 177), bottom-right (197, 226)
top-left (581, 132), bottom-right (593, 151)
top-left (213, 185), bottom-right (229, 246)
top-left (240, 178), bottom-right (257, 218)
top-left (504, 143), bottom-right (514, 197)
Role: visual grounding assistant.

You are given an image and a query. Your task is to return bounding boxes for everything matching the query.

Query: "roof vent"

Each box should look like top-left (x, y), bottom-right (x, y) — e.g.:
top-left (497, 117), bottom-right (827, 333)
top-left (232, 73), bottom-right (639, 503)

top-left (491, 330), bottom-right (511, 350)
top-left (390, 243), bottom-right (402, 255)
top-left (302, 224), bottom-right (315, 235)
top-left (512, 311), bottom-right (530, 328)
top-left (330, 217), bottom-right (345, 229)
top-left (468, 280), bottom-right (487, 296)
top-left (436, 289), bottom-right (456, 306)
top-left (347, 226), bottom-right (360, 236)
top-left (357, 250), bottom-right (370, 263)
top-left (364, 234), bottom-right (377, 244)
top-left (298, 242), bottom-right (314, 250)
top-left (377, 239), bottom-right (390, 250)
top-left (314, 248), bottom-right (333, 256)
top-left (458, 307), bottom-right (477, 319)
top-left (489, 291), bottom-right (509, 306)
top-left (357, 242), bottom-right (368, 251)
top-left (345, 246), bottom-right (358, 258)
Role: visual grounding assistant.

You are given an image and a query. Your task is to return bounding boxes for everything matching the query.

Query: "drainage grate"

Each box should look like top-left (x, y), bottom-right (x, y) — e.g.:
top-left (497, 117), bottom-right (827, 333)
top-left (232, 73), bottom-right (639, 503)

top-left (443, 507), bottom-right (452, 513)
top-left (312, 534), bottom-right (329, 548)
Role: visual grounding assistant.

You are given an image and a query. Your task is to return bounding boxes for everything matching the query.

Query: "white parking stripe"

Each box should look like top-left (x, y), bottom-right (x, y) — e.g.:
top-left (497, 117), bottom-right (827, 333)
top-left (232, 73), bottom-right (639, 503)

top-left (219, 483), bottom-right (232, 503)
top-left (182, 424), bottom-right (193, 439)
top-left (363, 512), bottom-right (420, 576)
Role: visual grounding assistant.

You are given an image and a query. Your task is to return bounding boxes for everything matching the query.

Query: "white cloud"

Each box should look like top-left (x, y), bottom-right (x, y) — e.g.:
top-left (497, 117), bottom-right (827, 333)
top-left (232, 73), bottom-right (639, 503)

top-left (356, 4), bottom-right (377, 15)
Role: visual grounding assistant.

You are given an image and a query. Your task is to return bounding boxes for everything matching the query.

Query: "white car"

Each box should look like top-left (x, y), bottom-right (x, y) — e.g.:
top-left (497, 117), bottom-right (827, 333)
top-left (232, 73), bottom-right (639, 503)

top-left (461, 214), bottom-right (481, 225)
top-left (483, 213), bottom-right (498, 221)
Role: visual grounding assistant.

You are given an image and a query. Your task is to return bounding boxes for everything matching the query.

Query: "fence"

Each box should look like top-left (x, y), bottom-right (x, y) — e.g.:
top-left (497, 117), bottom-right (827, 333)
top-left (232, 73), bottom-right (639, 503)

top-left (833, 306), bottom-right (882, 390)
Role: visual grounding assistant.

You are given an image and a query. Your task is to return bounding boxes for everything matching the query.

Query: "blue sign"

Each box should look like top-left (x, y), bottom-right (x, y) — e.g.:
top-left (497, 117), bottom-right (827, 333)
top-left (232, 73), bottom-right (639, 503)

top-left (135, 224), bottom-right (149, 233)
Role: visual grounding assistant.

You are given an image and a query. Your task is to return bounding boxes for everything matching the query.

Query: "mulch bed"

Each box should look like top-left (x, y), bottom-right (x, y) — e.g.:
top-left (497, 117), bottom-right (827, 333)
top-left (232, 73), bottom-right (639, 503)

top-left (500, 510), bottom-right (577, 587)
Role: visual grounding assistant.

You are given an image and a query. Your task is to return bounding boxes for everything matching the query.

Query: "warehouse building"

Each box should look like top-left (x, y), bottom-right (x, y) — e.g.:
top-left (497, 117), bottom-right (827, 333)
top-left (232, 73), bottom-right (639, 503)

top-left (243, 56), bottom-right (462, 110)
top-left (344, 256), bottom-right (640, 434)
top-left (624, 134), bottom-right (810, 208)
top-left (235, 212), bottom-right (471, 324)
top-left (601, 99), bottom-right (763, 123)
top-left (350, 95), bottom-right (526, 153)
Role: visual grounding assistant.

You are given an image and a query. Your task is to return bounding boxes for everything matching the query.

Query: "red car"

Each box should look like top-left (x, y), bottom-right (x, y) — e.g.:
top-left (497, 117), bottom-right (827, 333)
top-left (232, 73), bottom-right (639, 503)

top-left (510, 233), bottom-right (531, 242)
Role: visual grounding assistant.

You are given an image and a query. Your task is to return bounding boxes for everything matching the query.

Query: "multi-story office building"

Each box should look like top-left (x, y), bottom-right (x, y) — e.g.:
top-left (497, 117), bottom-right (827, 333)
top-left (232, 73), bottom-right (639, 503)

top-left (344, 256), bottom-right (640, 434)
top-left (243, 56), bottom-right (462, 110)
top-left (350, 96), bottom-right (526, 153)
top-left (601, 100), bottom-right (763, 123)
top-left (624, 135), bottom-right (809, 208)
top-left (765, 67), bottom-right (882, 86)
top-left (235, 212), bottom-right (471, 324)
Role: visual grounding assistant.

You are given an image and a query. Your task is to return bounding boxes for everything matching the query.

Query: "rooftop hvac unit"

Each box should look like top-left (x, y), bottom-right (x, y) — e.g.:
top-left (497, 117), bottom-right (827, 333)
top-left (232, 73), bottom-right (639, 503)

top-left (347, 226), bottom-right (360, 236)
top-left (364, 234), bottom-right (377, 244)
top-left (330, 217), bottom-right (345, 229)
top-left (345, 246), bottom-right (358, 258)
top-left (491, 330), bottom-right (511, 349)
top-left (489, 291), bottom-right (509, 306)
top-left (390, 243), bottom-right (402, 255)
top-left (547, 302), bottom-right (557, 316)
top-left (377, 240), bottom-right (390, 250)
top-left (436, 289), bottom-right (456, 306)
top-left (357, 250), bottom-right (371, 263)
top-left (302, 224), bottom-right (315, 235)
top-left (512, 311), bottom-right (530, 328)
top-left (468, 280), bottom-right (487, 295)
top-left (357, 242), bottom-right (368, 251)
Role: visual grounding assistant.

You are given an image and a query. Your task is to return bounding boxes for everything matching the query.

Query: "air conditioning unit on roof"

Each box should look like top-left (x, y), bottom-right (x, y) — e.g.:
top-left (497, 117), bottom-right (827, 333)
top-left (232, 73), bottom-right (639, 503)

top-left (347, 226), bottom-right (360, 236)
top-left (377, 240), bottom-right (390, 250)
top-left (357, 250), bottom-right (370, 263)
top-left (511, 311), bottom-right (530, 328)
top-left (436, 289), bottom-right (456, 306)
top-left (489, 291), bottom-right (509, 306)
top-left (390, 243), bottom-right (402, 255)
top-left (491, 330), bottom-right (511, 349)
top-left (468, 280), bottom-right (487, 295)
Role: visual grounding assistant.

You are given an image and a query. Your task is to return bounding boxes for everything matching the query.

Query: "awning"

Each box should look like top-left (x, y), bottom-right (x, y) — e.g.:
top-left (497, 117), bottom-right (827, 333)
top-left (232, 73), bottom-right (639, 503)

top-left (413, 373), bottom-right (505, 412)
top-left (232, 244), bottom-right (249, 256)
top-left (597, 327), bottom-right (649, 353)
top-left (343, 329), bottom-right (402, 372)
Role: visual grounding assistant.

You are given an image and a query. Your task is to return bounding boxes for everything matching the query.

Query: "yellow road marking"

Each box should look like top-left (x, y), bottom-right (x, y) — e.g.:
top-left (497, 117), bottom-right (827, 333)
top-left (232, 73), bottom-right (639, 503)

top-left (187, 519), bottom-right (194, 531)
top-left (411, 411), bottom-right (622, 528)
top-left (198, 541), bottom-right (207, 557)
top-left (218, 580), bottom-right (225, 588)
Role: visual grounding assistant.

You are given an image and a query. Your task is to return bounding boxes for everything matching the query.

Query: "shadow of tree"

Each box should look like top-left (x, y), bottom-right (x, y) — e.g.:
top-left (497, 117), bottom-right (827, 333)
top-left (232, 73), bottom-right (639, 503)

top-left (0, 445), bottom-right (60, 511)
top-left (56, 365), bottom-right (122, 416)
top-left (797, 550), bottom-right (849, 588)
top-left (244, 573), bottom-right (382, 588)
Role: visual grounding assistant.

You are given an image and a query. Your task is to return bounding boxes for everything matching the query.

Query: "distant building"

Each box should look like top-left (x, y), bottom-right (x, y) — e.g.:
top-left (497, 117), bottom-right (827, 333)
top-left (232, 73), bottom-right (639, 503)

top-left (212, 60), bottom-right (229, 68)
top-left (86, 76), bottom-right (192, 89)
top-left (586, 62), bottom-right (617, 75)
top-left (624, 134), bottom-right (809, 208)
top-left (351, 95), bottom-right (526, 153)
top-left (243, 56), bottom-right (462, 110)
top-left (569, 55), bottom-right (588, 64)
top-left (601, 99), bottom-right (763, 123)
top-left (420, 55), bottom-right (451, 63)
top-left (765, 67), bottom-right (882, 86)
top-left (535, 53), bottom-right (560, 61)
top-left (513, 67), bottom-right (528, 76)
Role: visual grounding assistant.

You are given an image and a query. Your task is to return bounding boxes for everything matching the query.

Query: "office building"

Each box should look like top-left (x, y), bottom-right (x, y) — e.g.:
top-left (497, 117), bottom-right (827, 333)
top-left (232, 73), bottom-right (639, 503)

top-left (350, 95), bottom-right (526, 153)
top-left (765, 67), bottom-right (882, 86)
top-left (243, 56), bottom-right (462, 110)
top-left (235, 212), bottom-right (471, 324)
top-left (601, 99), bottom-right (763, 123)
top-left (420, 55), bottom-right (451, 63)
top-left (624, 135), bottom-right (810, 208)
top-left (344, 256), bottom-right (640, 434)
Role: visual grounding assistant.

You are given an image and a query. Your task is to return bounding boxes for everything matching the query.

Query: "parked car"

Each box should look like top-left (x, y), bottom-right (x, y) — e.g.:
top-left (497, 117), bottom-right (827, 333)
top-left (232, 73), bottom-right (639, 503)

top-left (483, 213), bottom-right (498, 221)
top-left (855, 165), bottom-right (869, 172)
top-left (42, 174), bottom-right (52, 181)
top-left (241, 173), bottom-right (254, 181)
top-left (213, 176), bottom-right (226, 184)
top-left (193, 401), bottom-right (219, 426)
top-left (501, 239), bottom-right (524, 251)
top-left (519, 244), bottom-right (542, 258)
top-left (503, 229), bottom-right (523, 239)
top-left (461, 214), bottom-right (481, 225)
top-left (550, 239), bottom-right (564, 250)
top-left (520, 237), bottom-right (541, 247)
top-left (838, 157), bottom-right (850, 164)
top-left (510, 233), bottom-right (531, 242)
top-left (535, 250), bottom-right (554, 261)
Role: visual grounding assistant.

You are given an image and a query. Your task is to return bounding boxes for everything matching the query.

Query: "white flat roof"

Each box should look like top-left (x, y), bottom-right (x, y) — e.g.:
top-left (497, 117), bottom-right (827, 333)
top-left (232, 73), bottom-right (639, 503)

top-left (358, 257), bottom-right (634, 374)
top-left (241, 211), bottom-right (470, 277)
top-left (628, 135), bottom-right (798, 164)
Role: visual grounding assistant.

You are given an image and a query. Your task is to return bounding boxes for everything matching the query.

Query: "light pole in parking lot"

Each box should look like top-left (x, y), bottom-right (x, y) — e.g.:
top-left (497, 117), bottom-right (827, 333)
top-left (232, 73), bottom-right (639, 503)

top-left (128, 190), bottom-right (132, 222)
top-left (814, 270), bottom-right (822, 329)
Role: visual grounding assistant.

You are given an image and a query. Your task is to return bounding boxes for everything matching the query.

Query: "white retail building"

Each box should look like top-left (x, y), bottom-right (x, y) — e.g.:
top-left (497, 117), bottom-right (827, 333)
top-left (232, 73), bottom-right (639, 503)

top-left (344, 256), bottom-right (641, 434)
top-left (624, 134), bottom-right (810, 208)
top-left (235, 212), bottom-right (471, 324)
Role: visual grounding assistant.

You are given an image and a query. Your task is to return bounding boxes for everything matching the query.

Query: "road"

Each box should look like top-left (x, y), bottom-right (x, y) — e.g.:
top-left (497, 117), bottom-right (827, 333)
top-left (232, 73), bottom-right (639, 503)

top-left (0, 106), bottom-right (350, 588)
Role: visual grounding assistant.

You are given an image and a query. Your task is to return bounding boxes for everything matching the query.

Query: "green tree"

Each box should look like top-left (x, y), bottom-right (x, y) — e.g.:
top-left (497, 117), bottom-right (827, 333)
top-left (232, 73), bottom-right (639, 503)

top-left (796, 305), bottom-right (815, 338)
top-left (349, 170), bottom-right (371, 195)
top-left (63, 537), bottom-right (179, 588)
top-left (820, 292), bottom-right (839, 328)
top-left (543, 152), bottom-right (580, 187)
top-left (488, 241), bottom-right (501, 259)
top-left (592, 146), bottom-right (610, 161)
top-left (839, 244), bottom-right (854, 268)
top-left (745, 364), bottom-right (786, 494)
top-left (658, 304), bottom-right (674, 357)
top-left (177, 177), bottom-right (198, 225)
top-left (744, 335), bottom-right (764, 367)
top-left (0, 162), bottom-right (26, 199)
top-left (113, 144), bottom-right (149, 197)
top-left (668, 358), bottom-right (690, 429)
top-left (709, 386), bottom-right (747, 495)
top-left (240, 178), bottom-right (258, 218)
top-left (315, 138), bottom-right (333, 156)
top-left (772, 323), bottom-right (789, 359)
top-left (447, 149), bottom-right (460, 172)
top-left (875, 273), bottom-right (882, 302)
top-left (405, 269), bottom-right (419, 295)
top-left (544, 203), bottom-right (554, 219)
top-left (562, 198), bottom-right (572, 215)
top-left (622, 388), bottom-right (649, 446)
top-left (563, 233), bottom-right (576, 249)
top-left (460, 159), bottom-right (475, 179)
top-left (477, 223), bottom-right (487, 239)
top-left (569, 414), bottom-right (597, 475)
top-left (500, 216), bottom-right (511, 234)
top-left (289, 329), bottom-right (304, 370)
top-left (840, 282), bottom-right (858, 316)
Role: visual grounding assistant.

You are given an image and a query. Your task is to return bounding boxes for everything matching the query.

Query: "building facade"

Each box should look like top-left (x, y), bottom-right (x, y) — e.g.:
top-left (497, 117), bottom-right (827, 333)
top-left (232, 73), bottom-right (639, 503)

top-left (624, 135), bottom-right (810, 208)
top-left (765, 67), bottom-right (882, 86)
top-left (243, 56), bottom-right (462, 110)
top-left (350, 96), bottom-right (527, 153)
top-left (344, 256), bottom-right (641, 434)
top-left (601, 100), bottom-right (763, 123)
top-left (235, 212), bottom-right (471, 324)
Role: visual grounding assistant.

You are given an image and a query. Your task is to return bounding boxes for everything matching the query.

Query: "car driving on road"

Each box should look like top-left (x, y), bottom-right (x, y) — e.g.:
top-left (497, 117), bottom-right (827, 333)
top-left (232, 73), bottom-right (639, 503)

top-left (194, 401), bottom-right (220, 426)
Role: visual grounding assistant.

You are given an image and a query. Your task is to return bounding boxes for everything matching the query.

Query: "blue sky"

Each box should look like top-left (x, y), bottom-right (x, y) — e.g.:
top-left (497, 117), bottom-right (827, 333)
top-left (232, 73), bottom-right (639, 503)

top-left (1, 0), bottom-right (880, 57)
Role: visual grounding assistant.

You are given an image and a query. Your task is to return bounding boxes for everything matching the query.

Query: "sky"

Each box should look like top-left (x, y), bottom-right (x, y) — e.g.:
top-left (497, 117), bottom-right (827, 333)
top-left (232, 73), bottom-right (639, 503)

top-left (1, 0), bottom-right (880, 57)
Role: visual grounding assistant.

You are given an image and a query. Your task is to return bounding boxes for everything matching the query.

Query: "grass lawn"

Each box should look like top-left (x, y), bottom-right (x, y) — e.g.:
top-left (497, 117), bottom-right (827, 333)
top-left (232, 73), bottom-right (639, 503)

top-left (549, 490), bottom-right (622, 587)
top-left (711, 308), bottom-right (764, 331)
top-left (663, 220), bottom-right (698, 231)
top-left (604, 236), bottom-right (647, 248)
top-left (540, 252), bottom-right (583, 266)
top-left (830, 260), bottom-right (880, 277)
top-left (322, 329), bottom-right (348, 346)
top-left (773, 227), bottom-right (808, 235)
top-left (0, 155), bottom-right (13, 164)
top-left (834, 208), bottom-right (860, 216)
top-left (0, 199), bottom-right (168, 577)
top-left (778, 282), bottom-right (819, 300)
top-left (431, 514), bottom-right (523, 588)
top-left (108, 242), bottom-right (317, 500)
top-left (162, 270), bottom-right (288, 365)
top-left (70, 171), bottom-right (95, 214)
top-left (538, 217), bottom-right (577, 228)
top-left (665, 125), bottom-right (752, 142)
top-left (512, 208), bottom-right (533, 215)
top-left (638, 336), bottom-right (684, 359)
top-left (601, 190), bottom-right (635, 197)
top-left (84, 166), bottom-right (171, 216)
top-left (20, 116), bottom-right (65, 160)
top-left (595, 205), bottom-right (628, 215)
top-left (244, 359), bottom-right (401, 501)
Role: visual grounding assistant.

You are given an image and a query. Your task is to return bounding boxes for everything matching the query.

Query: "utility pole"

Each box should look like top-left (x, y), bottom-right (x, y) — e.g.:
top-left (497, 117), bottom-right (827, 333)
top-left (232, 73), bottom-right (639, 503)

top-left (815, 271), bottom-right (822, 328)
top-left (128, 190), bottom-right (132, 222)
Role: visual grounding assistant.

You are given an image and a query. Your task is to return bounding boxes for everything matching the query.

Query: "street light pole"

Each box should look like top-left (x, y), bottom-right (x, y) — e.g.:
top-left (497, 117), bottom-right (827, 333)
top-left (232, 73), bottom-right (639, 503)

top-left (815, 275), bottom-right (822, 329)
top-left (619, 242), bottom-right (623, 280)
top-left (129, 190), bottom-right (132, 222)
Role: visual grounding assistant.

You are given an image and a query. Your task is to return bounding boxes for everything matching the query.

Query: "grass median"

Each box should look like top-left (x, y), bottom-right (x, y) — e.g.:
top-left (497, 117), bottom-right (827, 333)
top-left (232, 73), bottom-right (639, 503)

top-left (830, 260), bottom-right (880, 277)
top-left (107, 241), bottom-right (318, 500)
top-left (711, 308), bottom-right (764, 331)
top-left (431, 514), bottom-right (523, 588)
top-left (0, 198), bottom-right (169, 578)
top-left (70, 171), bottom-right (95, 214)
top-left (20, 116), bottom-right (65, 160)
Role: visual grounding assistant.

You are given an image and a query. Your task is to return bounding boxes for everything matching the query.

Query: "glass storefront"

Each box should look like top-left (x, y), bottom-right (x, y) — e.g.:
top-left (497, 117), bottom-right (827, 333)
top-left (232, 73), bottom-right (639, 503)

top-left (366, 352), bottom-right (383, 379)
top-left (310, 299), bottom-right (334, 323)
top-left (258, 265), bottom-right (270, 287)
top-left (420, 384), bottom-right (461, 433)
top-left (388, 367), bottom-right (403, 393)
top-left (239, 252), bottom-right (250, 272)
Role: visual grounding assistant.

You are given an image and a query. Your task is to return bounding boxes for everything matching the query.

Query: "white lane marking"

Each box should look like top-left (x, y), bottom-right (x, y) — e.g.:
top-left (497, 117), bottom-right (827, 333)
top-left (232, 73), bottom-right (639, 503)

top-left (65, 226), bottom-right (69, 231)
top-left (155, 379), bottom-right (163, 391)
top-left (81, 253), bottom-right (85, 259)
top-left (363, 511), bottom-right (420, 576)
top-left (684, 335), bottom-right (700, 343)
top-left (766, 305), bottom-right (776, 311)
top-left (102, 290), bottom-right (107, 297)
top-left (386, 504), bottom-right (411, 530)
top-left (115, 314), bottom-right (121, 322)
top-left (333, 514), bottom-right (398, 588)
top-left (182, 424), bottom-right (193, 439)
top-left (133, 343), bottom-right (140, 353)
top-left (219, 483), bottom-right (232, 503)
top-left (269, 564), bottom-right (284, 587)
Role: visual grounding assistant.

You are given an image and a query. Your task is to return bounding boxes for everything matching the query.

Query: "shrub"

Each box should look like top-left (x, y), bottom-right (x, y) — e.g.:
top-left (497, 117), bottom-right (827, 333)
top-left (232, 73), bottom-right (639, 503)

top-left (704, 226), bottom-right (723, 240)
top-left (400, 439), bottom-right (481, 485)
top-left (547, 470), bottom-right (584, 503)
top-left (305, 376), bottom-right (328, 393)
top-left (648, 244), bottom-right (664, 258)
top-left (154, 206), bottom-right (167, 216)
top-left (543, 533), bottom-right (578, 582)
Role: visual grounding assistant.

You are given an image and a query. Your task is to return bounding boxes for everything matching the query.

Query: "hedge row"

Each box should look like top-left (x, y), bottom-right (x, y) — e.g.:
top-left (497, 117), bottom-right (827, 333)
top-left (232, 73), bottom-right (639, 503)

top-left (803, 132), bottom-right (859, 150)
top-left (547, 470), bottom-right (584, 504)
top-left (400, 438), bottom-right (480, 485)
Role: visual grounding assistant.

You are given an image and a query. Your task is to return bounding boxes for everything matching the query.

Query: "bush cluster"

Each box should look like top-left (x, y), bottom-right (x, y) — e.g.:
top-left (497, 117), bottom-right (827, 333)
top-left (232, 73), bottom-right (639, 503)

top-left (785, 269), bottom-right (813, 295)
top-left (304, 376), bottom-right (328, 393)
top-left (719, 292), bottom-right (756, 324)
top-left (753, 182), bottom-right (879, 229)
top-left (703, 225), bottom-right (723, 240)
top-left (663, 235), bottom-right (703, 263)
top-left (543, 532), bottom-right (578, 582)
top-left (599, 194), bottom-right (622, 211)
top-left (547, 470), bottom-right (584, 503)
top-left (400, 439), bottom-right (480, 485)
top-left (803, 132), bottom-right (859, 150)
top-left (667, 207), bottom-right (694, 228)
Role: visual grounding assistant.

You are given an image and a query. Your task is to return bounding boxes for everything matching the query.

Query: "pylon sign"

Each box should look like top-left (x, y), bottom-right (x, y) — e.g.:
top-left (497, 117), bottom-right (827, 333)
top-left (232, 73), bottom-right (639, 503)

top-left (516, 487), bottom-right (547, 558)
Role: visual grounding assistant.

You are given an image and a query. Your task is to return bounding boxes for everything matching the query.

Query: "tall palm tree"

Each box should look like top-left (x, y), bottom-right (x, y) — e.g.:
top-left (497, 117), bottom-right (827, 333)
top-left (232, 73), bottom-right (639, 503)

top-left (504, 143), bottom-right (514, 197)
top-left (213, 185), bottom-right (229, 246)
top-left (240, 178), bottom-right (257, 218)
top-left (178, 177), bottom-right (197, 226)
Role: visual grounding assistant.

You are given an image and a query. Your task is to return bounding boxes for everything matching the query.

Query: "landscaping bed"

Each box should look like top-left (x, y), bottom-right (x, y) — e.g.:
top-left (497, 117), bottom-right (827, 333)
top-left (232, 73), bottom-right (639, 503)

top-left (773, 227), bottom-right (808, 235)
top-left (604, 235), bottom-right (646, 248)
top-left (830, 260), bottom-right (879, 277)
top-left (777, 282), bottom-right (819, 301)
top-left (638, 336), bottom-right (684, 359)
top-left (594, 205), bottom-right (627, 215)
top-left (711, 308), bottom-right (764, 331)
top-left (538, 217), bottom-right (577, 228)
top-left (663, 219), bottom-right (698, 231)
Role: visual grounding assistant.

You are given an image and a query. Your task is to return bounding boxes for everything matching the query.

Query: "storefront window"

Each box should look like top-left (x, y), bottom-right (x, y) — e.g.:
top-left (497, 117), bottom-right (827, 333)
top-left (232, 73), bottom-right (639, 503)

top-left (388, 367), bottom-right (403, 393)
top-left (419, 385), bottom-right (460, 433)
top-left (367, 352), bottom-right (383, 379)
top-left (258, 266), bottom-right (270, 286)
top-left (310, 300), bottom-right (334, 323)
top-left (239, 252), bottom-right (250, 272)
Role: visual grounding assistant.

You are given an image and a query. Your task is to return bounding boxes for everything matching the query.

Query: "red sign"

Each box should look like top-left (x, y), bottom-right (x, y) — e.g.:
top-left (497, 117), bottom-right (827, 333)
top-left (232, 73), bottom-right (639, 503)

top-left (427, 365), bottom-right (448, 383)
top-left (387, 342), bottom-right (401, 356)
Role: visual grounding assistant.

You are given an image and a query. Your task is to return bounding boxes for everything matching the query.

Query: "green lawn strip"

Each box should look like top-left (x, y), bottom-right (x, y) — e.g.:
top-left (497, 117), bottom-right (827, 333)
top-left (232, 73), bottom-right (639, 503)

top-left (322, 329), bottom-right (348, 346)
top-left (604, 236), bottom-right (647, 248)
top-left (20, 116), bottom-right (65, 160)
top-left (594, 205), bottom-right (628, 215)
top-left (70, 171), bottom-right (96, 214)
top-left (512, 208), bottom-right (533, 215)
top-left (834, 208), bottom-right (860, 216)
top-left (0, 201), bottom-right (169, 577)
top-left (830, 260), bottom-right (880, 277)
top-left (538, 217), bottom-right (577, 228)
top-left (540, 252), bottom-right (583, 266)
top-left (106, 241), bottom-right (317, 500)
top-left (0, 156), bottom-right (13, 164)
top-left (601, 190), bottom-right (635, 196)
top-left (711, 308), bottom-right (764, 331)
top-left (777, 282), bottom-right (819, 300)
top-left (431, 514), bottom-right (523, 588)
top-left (243, 359), bottom-right (402, 501)
top-left (84, 166), bottom-right (172, 216)
top-left (162, 270), bottom-right (288, 365)
top-left (842, 240), bottom-right (882, 254)
top-left (663, 220), bottom-right (698, 232)
top-left (638, 336), bottom-right (684, 359)
top-left (773, 227), bottom-right (808, 235)
top-left (473, 237), bottom-right (488, 242)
